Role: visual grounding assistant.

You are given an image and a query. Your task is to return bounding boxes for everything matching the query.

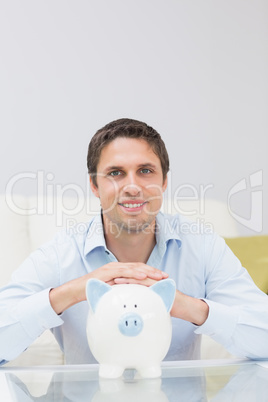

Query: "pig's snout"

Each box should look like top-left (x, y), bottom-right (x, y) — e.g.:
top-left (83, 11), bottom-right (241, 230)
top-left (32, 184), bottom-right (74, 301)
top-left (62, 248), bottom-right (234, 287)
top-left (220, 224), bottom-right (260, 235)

top-left (118, 312), bottom-right (144, 337)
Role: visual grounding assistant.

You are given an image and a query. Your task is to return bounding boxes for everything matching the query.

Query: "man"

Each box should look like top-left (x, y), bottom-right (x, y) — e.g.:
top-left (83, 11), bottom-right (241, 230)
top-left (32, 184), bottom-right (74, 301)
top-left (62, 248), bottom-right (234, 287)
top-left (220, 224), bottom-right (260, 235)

top-left (0, 118), bottom-right (268, 365)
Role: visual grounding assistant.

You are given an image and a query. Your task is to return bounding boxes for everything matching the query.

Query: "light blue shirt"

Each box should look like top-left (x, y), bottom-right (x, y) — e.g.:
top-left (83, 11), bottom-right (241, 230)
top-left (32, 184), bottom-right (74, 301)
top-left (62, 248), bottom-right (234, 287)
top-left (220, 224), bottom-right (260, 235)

top-left (1, 212), bottom-right (268, 365)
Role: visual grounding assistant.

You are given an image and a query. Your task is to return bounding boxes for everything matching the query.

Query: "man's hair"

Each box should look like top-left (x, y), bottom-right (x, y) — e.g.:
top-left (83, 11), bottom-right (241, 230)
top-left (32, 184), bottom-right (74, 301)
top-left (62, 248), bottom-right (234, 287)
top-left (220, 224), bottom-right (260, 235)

top-left (87, 118), bottom-right (170, 187)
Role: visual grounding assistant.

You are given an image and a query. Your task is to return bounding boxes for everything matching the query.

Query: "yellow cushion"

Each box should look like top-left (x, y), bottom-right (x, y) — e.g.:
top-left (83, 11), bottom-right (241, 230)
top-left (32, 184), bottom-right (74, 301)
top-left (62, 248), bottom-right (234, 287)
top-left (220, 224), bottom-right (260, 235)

top-left (225, 236), bottom-right (268, 294)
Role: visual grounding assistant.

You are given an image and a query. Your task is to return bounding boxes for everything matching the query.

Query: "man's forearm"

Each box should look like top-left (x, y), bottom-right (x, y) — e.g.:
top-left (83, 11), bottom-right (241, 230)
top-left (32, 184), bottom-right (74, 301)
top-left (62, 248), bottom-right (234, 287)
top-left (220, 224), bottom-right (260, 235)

top-left (49, 279), bottom-right (83, 315)
top-left (170, 290), bottom-right (209, 326)
top-left (49, 262), bottom-right (168, 315)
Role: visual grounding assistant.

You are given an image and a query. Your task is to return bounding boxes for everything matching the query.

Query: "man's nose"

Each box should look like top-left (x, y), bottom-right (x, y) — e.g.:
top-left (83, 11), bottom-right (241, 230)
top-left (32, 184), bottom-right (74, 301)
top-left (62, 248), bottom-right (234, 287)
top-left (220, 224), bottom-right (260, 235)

top-left (123, 183), bottom-right (141, 197)
top-left (122, 173), bottom-right (141, 196)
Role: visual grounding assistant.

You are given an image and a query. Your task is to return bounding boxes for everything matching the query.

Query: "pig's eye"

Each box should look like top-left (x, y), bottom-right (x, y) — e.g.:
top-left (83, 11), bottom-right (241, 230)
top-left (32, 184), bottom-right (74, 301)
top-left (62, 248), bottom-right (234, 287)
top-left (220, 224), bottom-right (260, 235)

top-left (134, 304), bottom-right (137, 308)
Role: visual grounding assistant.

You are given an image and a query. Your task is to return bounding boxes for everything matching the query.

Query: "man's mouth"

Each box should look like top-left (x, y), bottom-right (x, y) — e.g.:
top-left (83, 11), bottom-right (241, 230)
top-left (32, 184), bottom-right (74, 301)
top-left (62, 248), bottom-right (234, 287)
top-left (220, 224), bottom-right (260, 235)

top-left (118, 201), bottom-right (147, 209)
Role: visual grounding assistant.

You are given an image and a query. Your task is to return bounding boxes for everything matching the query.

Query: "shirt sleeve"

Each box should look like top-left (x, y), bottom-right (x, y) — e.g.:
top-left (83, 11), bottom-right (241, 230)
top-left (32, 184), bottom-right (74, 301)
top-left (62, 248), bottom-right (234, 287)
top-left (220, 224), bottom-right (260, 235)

top-left (194, 233), bottom-right (268, 359)
top-left (0, 246), bottom-right (64, 363)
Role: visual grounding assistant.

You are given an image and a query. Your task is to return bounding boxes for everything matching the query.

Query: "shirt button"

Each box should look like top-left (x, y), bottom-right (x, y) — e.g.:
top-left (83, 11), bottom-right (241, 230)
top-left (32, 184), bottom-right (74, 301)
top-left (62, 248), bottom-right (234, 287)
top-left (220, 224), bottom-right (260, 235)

top-left (105, 250), bottom-right (110, 254)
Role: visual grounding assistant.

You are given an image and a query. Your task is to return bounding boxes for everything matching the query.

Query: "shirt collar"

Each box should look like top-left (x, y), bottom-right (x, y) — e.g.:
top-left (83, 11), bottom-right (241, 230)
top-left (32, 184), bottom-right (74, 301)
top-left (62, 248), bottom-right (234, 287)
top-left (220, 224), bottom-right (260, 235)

top-left (84, 212), bottom-right (108, 256)
top-left (154, 211), bottom-right (182, 256)
top-left (84, 211), bottom-right (182, 257)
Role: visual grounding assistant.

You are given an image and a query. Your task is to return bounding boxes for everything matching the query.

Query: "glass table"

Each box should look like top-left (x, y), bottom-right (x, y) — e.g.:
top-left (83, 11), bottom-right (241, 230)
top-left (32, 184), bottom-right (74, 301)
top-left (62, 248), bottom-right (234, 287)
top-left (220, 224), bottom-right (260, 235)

top-left (1, 359), bottom-right (268, 401)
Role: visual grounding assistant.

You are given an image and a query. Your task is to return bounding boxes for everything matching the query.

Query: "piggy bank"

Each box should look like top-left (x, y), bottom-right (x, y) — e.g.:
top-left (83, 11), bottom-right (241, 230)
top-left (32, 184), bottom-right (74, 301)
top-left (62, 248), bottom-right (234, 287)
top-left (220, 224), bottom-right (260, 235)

top-left (86, 278), bottom-right (176, 379)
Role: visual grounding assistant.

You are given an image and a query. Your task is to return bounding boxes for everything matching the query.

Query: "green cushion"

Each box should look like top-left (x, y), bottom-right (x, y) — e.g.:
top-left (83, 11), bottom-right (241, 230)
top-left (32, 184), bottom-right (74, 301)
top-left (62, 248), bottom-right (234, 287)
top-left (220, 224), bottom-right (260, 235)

top-left (225, 236), bottom-right (268, 294)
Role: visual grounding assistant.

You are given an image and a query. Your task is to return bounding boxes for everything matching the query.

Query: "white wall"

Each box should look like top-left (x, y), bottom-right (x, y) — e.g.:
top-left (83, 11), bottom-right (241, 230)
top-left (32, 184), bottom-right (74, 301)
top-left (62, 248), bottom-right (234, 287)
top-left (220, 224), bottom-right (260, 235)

top-left (0, 0), bottom-right (267, 235)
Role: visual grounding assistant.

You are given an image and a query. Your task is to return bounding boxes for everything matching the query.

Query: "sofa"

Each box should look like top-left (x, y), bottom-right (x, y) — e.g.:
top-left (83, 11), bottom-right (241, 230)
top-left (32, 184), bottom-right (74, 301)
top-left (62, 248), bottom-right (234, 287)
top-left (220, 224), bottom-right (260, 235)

top-left (1, 193), bottom-right (267, 366)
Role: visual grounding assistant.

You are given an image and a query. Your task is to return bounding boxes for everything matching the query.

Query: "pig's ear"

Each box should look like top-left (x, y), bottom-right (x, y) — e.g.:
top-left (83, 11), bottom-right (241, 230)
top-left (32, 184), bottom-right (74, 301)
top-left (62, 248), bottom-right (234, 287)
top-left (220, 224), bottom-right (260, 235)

top-left (86, 278), bottom-right (112, 313)
top-left (150, 279), bottom-right (176, 313)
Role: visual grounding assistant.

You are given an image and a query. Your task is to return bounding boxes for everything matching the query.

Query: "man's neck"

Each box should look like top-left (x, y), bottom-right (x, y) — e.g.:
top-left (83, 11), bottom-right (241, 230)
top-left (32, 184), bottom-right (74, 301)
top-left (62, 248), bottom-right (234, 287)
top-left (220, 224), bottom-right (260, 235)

top-left (103, 220), bottom-right (156, 263)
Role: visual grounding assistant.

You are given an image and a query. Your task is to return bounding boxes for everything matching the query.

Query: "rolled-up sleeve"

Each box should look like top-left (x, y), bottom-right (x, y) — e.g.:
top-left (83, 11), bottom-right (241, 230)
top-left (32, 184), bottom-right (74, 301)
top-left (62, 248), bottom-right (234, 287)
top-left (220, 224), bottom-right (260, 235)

top-left (17, 288), bottom-right (63, 339)
top-left (194, 234), bottom-right (268, 359)
top-left (0, 245), bottom-right (64, 363)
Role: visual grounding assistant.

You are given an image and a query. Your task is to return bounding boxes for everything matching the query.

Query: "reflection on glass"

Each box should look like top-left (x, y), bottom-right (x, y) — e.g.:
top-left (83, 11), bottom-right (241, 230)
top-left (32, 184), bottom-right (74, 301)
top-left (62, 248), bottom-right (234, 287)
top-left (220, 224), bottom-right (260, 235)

top-left (5, 363), bottom-right (268, 402)
top-left (5, 367), bottom-right (206, 402)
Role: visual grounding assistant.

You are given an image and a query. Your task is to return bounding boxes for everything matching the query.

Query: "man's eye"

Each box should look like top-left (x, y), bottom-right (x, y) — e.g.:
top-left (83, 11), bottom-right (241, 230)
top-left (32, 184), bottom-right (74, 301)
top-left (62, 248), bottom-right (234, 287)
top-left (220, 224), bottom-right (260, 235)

top-left (140, 168), bottom-right (151, 174)
top-left (109, 171), bottom-right (121, 177)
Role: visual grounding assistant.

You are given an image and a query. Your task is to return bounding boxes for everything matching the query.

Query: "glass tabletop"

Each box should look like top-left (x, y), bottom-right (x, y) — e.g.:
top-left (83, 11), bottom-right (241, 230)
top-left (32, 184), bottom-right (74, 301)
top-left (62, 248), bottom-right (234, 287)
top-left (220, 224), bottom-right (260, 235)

top-left (1, 359), bottom-right (268, 401)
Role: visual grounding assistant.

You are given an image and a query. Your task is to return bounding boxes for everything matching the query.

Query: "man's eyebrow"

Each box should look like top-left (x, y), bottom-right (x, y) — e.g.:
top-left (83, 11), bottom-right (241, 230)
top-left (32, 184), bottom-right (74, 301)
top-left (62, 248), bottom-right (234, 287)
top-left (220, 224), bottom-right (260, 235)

top-left (103, 163), bottom-right (158, 173)
top-left (138, 163), bottom-right (158, 169)
top-left (103, 165), bottom-right (124, 173)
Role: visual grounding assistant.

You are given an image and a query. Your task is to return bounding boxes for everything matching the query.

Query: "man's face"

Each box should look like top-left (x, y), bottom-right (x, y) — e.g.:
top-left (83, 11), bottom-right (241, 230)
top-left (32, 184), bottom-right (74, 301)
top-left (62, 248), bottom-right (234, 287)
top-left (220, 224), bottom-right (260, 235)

top-left (90, 137), bottom-right (167, 234)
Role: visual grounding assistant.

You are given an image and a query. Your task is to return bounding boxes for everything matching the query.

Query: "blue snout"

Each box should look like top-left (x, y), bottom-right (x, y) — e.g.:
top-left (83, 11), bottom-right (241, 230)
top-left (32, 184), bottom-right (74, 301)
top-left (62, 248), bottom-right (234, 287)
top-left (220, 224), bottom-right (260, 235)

top-left (118, 312), bottom-right (144, 337)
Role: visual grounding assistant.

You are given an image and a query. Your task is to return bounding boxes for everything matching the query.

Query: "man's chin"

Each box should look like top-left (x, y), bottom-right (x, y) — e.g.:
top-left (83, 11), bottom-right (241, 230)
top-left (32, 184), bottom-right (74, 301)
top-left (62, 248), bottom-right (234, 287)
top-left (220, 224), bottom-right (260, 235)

top-left (102, 211), bottom-right (158, 236)
top-left (107, 220), bottom-right (154, 236)
top-left (124, 223), bottom-right (151, 234)
top-left (120, 215), bottom-right (157, 234)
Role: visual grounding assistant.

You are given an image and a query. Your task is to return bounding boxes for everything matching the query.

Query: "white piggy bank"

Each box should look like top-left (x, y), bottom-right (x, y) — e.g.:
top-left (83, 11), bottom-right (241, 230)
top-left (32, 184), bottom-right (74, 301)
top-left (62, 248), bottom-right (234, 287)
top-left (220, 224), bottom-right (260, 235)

top-left (86, 278), bottom-right (176, 379)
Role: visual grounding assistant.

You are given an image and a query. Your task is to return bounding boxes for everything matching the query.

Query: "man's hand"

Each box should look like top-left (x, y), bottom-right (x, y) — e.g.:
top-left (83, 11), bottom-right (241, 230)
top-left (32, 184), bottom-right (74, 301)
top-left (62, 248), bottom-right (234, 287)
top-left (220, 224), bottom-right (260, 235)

top-left (114, 276), bottom-right (209, 326)
top-left (91, 262), bottom-right (168, 286)
top-left (49, 262), bottom-right (168, 315)
top-left (113, 276), bottom-right (158, 287)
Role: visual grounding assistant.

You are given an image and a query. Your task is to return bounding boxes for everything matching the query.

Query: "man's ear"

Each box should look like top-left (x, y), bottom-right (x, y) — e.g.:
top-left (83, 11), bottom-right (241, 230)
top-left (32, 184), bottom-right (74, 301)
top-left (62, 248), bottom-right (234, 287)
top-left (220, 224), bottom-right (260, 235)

top-left (89, 175), bottom-right (100, 198)
top-left (162, 175), bottom-right (168, 193)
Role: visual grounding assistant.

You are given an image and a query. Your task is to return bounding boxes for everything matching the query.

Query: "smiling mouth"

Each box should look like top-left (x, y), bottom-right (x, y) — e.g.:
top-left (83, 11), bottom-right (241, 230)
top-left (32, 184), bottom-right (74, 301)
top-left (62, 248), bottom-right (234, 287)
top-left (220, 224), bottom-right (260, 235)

top-left (118, 201), bottom-right (147, 209)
